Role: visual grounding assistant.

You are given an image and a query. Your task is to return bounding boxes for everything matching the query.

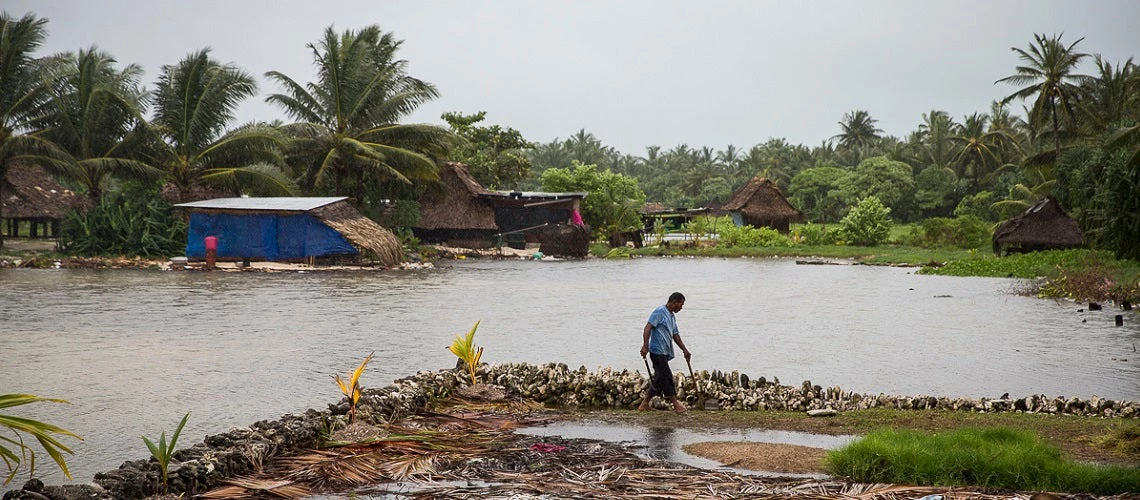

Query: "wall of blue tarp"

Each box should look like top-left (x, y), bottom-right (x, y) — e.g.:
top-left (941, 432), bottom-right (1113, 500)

top-left (185, 212), bottom-right (357, 260)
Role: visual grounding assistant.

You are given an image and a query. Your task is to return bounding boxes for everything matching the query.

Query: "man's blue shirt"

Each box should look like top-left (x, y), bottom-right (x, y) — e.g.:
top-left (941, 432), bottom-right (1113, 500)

top-left (647, 305), bottom-right (678, 360)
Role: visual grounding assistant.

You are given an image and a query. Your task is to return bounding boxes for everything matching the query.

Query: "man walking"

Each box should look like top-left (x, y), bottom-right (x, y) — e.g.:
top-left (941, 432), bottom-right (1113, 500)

top-left (638, 292), bottom-right (692, 412)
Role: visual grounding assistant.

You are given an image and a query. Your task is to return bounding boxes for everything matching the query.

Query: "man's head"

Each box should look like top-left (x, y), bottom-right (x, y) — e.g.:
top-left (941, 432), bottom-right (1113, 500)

top-left (667, 292), bottom-right (685, 313)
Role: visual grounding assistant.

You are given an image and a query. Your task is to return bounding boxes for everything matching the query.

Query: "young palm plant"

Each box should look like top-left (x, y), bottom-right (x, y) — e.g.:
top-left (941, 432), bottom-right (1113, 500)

top-left (0, 394), bottom-right (82, 485)
top-left (333, 352), bottom-right (374, 424)
top-left (448, 321), bottom-right (484, 385)
top-left (142, 411), bottom-right (189, 494)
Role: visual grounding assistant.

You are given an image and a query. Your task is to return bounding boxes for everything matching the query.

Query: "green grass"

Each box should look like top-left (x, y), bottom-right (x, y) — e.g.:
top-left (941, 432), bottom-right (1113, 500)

top-left (826, 427), bottom-right (1140, 495)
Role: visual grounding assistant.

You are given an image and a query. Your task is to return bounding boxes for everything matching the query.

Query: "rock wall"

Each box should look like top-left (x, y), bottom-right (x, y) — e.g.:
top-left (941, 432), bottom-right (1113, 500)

top-left (382, 362), bottom-right (1139, 418)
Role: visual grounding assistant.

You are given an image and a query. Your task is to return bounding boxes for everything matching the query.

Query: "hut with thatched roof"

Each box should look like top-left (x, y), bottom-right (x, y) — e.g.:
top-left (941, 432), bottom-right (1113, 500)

top-left (413, 163), bottom-right (499, 248)
top-left (722, 177), bottom-right (802, 232)
top-left (174, 197), bottom-right (402, 266)
top-left (414, 163), bottom-right (587, 251)
top-left (1, 163), bottom-right (85, 239)
top-left (992, 196), bottom-right (1083, 255)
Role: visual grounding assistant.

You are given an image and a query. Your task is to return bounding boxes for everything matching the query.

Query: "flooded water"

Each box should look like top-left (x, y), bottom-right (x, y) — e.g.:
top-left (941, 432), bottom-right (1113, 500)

top-left (2, 257), bottom-right (1138, 486)
top-left (517, 420), bottom-right (856, 478)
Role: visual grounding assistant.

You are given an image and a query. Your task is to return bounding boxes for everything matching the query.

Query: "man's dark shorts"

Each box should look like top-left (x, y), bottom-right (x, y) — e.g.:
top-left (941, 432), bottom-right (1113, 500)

top-left (646, 353), bottom-right (676, 398)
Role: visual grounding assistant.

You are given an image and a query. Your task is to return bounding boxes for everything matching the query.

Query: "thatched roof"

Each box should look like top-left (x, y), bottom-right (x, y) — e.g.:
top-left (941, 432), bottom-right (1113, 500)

top-left (309, 201), bottom-right (403, 266)
top-left (992, 196), bottom-right (1083, 253)
top-left (1, 163), bottom-right (85, 219)
top-left (415, 162), bottom-right (498, 230)
top-left (722, 177), bottom-right (802, 221)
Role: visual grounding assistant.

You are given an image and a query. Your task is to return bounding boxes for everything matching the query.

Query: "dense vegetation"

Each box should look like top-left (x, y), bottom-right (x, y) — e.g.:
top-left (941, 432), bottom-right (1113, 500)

top-left (826, 427), bottom-right (1140, 495)
top-left (1, 11), bottom-right (1137, 263)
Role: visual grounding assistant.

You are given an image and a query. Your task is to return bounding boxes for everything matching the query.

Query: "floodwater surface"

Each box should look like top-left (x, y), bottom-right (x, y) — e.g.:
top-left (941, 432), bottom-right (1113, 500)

top-left (2, 257), bottom-right (1137, 486)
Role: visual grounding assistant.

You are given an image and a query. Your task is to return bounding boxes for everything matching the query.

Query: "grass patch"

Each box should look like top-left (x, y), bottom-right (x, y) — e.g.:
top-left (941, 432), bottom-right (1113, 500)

top-left (826, 427), bottom-right (1140, 495)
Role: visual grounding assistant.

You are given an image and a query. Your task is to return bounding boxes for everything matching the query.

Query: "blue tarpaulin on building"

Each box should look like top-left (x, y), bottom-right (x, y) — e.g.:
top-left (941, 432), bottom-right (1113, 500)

top-left (185, 212), bottom-right (357, 260)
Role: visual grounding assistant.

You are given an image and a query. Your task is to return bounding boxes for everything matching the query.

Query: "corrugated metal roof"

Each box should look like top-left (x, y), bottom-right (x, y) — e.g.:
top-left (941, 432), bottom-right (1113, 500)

top-left (479, 190), bottom-right (587, 199)
top-left (174, 197), bottom-right (348, 211)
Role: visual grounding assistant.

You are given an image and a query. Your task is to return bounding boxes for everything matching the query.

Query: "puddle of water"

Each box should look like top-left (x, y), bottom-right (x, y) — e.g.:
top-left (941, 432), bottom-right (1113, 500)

top-left (516, 420), bottom-right (857, 478)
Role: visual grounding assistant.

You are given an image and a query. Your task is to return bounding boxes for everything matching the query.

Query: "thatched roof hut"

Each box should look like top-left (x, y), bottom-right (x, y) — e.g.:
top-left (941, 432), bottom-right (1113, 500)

top-left (722, 177), bottom-right (802, 232)
top-left (310, 202), bottom-right (402, 266)
top-left (1, 163), bottom-right (86, 238)
top-left (992, 196), bottom-right (1083, 255)
top-left (175, 197), bottom-right (402, 266)
top-left (414, 163), bottom-right (499, 247)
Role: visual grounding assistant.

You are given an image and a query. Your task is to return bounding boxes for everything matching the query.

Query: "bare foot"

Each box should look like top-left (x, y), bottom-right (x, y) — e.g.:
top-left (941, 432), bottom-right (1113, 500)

top-left (637, 403), bottom-right (650, 411)
top-left (673, 403), bottom-right (687, 413)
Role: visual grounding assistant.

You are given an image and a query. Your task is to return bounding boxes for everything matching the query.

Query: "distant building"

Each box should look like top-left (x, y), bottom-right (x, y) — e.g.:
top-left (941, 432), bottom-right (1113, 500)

top-left (1, 163), bottom-right (86, 240)
top-left (992, 196), bottom-right (1083, 255)
top-left (175, 197), bottom-right (401, 266)
top-left (413, 163), bottom-right (587, 252)
top-left (722, 177), bottom-right (802, 232)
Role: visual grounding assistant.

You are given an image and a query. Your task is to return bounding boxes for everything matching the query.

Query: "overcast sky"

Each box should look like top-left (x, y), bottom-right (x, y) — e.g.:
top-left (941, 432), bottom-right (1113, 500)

top-left (7, 0), bottom-right (1139, 155)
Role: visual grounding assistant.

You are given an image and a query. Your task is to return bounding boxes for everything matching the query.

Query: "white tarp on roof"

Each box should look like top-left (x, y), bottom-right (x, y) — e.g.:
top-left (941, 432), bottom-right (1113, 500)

top-left (174, 197), bottom-right (347, 211)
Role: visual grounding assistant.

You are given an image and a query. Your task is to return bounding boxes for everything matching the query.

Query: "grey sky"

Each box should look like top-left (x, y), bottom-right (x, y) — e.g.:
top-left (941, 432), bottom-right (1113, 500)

top-left (7, 0), bottom-right (1139, 155)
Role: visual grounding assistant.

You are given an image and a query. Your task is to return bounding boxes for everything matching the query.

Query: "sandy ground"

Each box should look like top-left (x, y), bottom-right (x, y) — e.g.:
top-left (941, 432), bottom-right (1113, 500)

top-left (0, 238), bottom-right (57, 251)
top-left (683, 441), bottom-right (829, 474)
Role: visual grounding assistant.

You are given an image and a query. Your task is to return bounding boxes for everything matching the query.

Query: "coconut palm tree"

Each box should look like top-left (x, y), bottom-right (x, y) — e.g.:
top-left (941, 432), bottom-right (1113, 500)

top-left (0, 12), bottom-right (55, 174)
top-left (36, 47), bottom-right (161, 202)
top-left (1078, 56), bottom-right (1137, 134)
top-left (996, 33), bottom-right (1091, 161)
top-left (951, 113), bottom-right (1017, 188)
top-left (916, 110), bottom-right (956, 175)
top-left (832, 109), bottom-right (883, 155)
top-left (265, 25), bottom-right (454, 207)
top-left (0, 12), bottom-right (71, 248)
top-left (144, 49), bottom-right (293, 202)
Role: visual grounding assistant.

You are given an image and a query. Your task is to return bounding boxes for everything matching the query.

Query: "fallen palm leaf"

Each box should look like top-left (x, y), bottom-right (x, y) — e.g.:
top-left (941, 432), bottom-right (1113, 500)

top-left (378, 453), bottom-right (438, 479)
top-left (200, 477), bottom-right (310, 499)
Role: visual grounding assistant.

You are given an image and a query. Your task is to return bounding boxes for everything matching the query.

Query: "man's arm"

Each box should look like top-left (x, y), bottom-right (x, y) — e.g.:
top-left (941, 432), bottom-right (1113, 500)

top-left (673, 333), bottom-right (691, 361)
top-left (640, 323), bottom-right (652, 357)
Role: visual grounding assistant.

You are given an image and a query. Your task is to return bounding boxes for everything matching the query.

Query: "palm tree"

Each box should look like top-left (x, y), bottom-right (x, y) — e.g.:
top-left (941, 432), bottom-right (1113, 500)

top-left (146, 49), bottom-right (293, 201)
top-left (0, 12), bottom-right (70, 248)
top-left (0, 12), bottom-right (54, 175)
top-left (1078, 56), bottom-right (1137, 134)
top-left (917, 110), bottom-right (956, 172)
top-left (265, 25), bottom-right (454, 206)
top-left (36, 47), bottom-right (160, 202)
top-left (832, 109), bottom-right (883, 154)
top-left (996, 33), bottom-right (1091, 161)
top-left (951, 113), bottom-right (1016, 187)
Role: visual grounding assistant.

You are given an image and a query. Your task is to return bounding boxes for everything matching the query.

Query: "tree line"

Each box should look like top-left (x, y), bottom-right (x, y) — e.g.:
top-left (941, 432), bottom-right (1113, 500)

top-left (1, 11), bottom-right (1137, 258)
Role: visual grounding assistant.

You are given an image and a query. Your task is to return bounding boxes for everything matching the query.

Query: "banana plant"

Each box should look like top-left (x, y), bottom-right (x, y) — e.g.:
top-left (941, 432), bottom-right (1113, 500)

top-left (0, 394), bottom-right (82, 485)
top-left (333, 352), bottom-right (374, 423)
top-left (448, 321), bottom-right (484, 385)
top-left (142, 411), bottom-right (189, 493)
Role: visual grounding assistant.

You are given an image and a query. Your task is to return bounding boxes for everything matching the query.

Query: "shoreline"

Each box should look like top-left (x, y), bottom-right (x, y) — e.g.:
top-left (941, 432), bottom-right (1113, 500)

top-left (7, 363), bottom-right (1137, 499)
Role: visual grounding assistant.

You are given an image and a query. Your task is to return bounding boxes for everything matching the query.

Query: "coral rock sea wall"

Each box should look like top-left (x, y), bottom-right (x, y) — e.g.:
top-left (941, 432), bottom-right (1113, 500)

top-left (385, 362), bottom-right (1138, 418)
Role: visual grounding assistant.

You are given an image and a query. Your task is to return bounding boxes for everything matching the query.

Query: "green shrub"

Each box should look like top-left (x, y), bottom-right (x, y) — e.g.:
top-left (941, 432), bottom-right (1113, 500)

top-left (827, 427), bottom-right (1140, 495)
top-left (954, 191), bottom-right (999, 221)
top-left (60, 193), bottom-right (187, 257)
top-left (838, 196), bottom-right (892, 246)
top-left (793, 223), bottom-right (835, 245)
top-left (717, 224), bottom-right (790, 248)
top-left (904, 216), bottom-right (992, 249)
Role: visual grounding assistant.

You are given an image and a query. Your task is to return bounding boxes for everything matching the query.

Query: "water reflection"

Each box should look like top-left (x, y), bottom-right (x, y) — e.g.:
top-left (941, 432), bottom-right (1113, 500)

top-left (645, 427), bottom-right (676, 459)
